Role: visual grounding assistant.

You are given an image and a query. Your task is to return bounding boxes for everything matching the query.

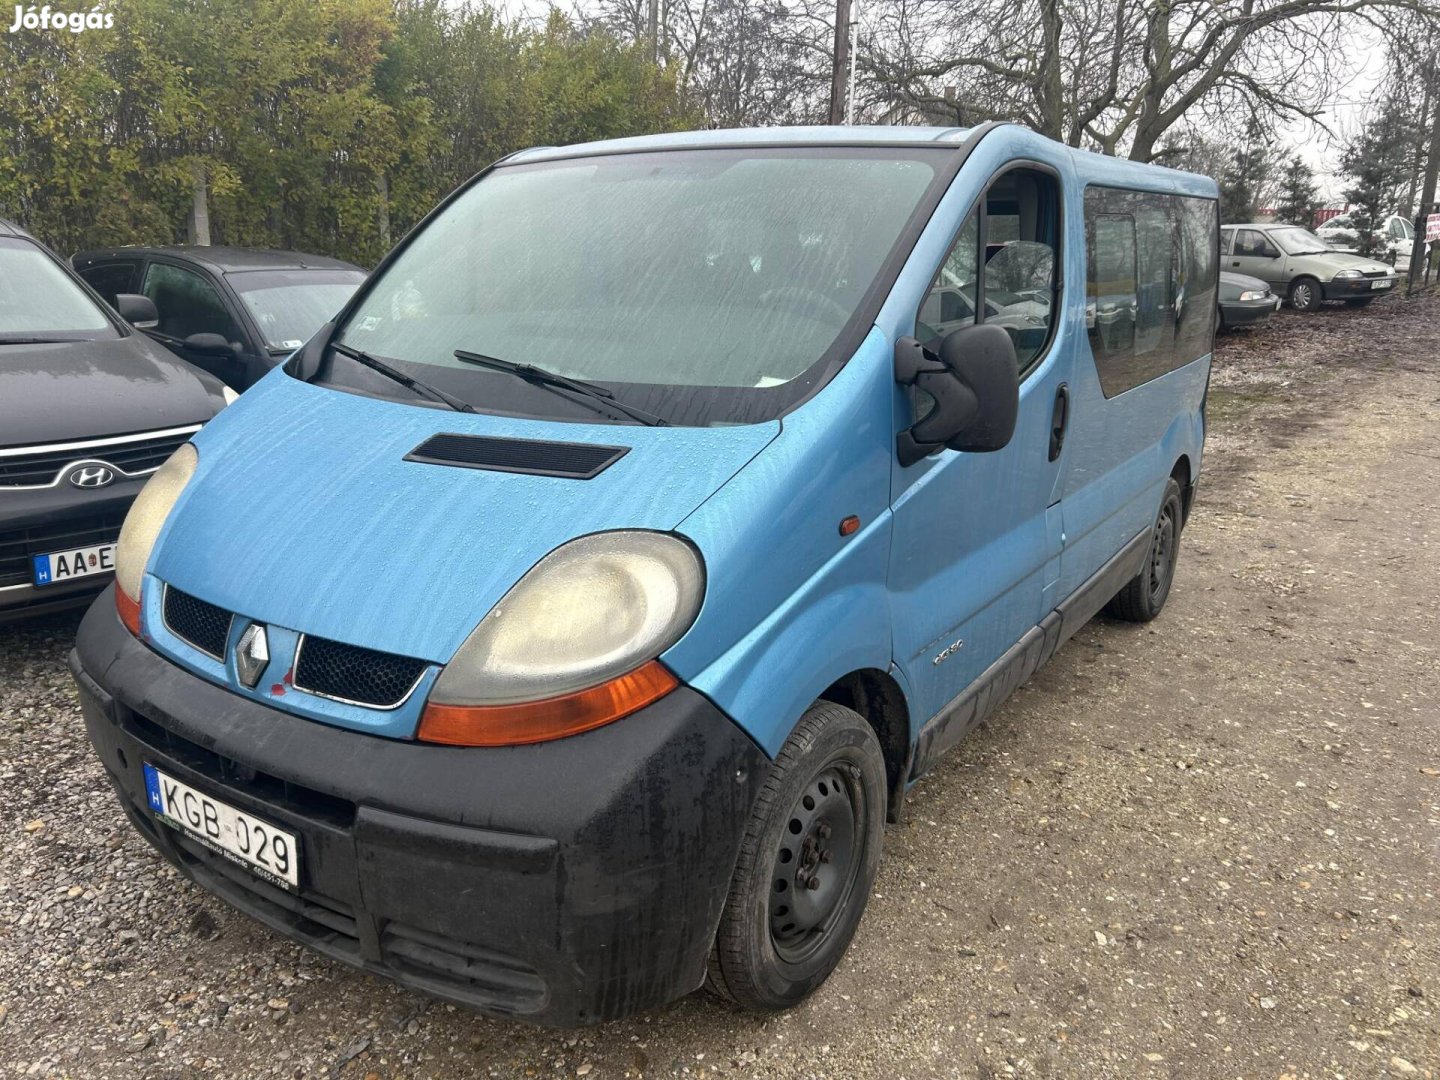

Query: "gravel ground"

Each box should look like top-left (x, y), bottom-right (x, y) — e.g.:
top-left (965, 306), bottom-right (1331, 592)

top-left (2, 293), bottom-right (1438, 1079)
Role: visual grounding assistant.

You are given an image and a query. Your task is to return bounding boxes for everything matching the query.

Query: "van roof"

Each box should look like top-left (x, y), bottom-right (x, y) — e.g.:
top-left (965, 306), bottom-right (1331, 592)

top-left (504, 124), bottom-right (1220, 198)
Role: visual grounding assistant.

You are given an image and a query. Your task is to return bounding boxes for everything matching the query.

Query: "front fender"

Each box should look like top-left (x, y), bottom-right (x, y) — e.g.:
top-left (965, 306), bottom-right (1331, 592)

top-left (683, 514), bottom-right (900, 758)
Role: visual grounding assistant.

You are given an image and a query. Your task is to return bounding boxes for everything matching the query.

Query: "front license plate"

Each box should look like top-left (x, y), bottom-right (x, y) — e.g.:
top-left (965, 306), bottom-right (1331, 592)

top-left (1372, 278), bottom-right (1393, 290)
top-left (143, 764), bottom-right (300, 889)
top-left (32, 542), bottom-right (115, 586)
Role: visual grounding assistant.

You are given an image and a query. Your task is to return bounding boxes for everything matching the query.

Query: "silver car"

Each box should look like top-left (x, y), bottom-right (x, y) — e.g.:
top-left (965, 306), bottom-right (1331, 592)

top-left (1221, 223), bottom-right (1398, 312)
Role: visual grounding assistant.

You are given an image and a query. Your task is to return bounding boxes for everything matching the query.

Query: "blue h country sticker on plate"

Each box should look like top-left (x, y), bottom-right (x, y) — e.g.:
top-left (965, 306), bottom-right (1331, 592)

top-left (143, 764), bottom-right (165, 813)
top-left (32, 556), bottom-right (52, 585)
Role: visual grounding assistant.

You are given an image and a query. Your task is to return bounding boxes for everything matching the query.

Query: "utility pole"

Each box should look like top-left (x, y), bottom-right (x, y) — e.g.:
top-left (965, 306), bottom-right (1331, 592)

top-left (1408, 55), bottom-right (1440, 295)
top-left (828, 0), bottom-right (852, 125)
top-left (646, 0), bottom-right (659, 63)
top-left (844, 7), bottom-right (858, 124)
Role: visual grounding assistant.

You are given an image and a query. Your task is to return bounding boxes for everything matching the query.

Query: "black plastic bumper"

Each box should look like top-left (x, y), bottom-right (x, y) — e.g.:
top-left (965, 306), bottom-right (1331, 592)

top-left (72, 588), bottom-right (768, 1026)
top-left (1323, 277), bottom-right (1396, 299)
top-left (1217, 297), bottom-right (1277, 328)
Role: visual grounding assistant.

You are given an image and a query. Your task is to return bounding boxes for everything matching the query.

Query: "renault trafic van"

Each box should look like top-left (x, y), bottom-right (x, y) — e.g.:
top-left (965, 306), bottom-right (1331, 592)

top-left (72, 124), bottom-right (1217, 1026)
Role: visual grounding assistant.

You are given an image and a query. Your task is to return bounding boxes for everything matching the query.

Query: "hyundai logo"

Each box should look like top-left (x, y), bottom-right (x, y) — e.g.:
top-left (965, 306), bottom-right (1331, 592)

top-left (68, 464), bottom-right (115, 489)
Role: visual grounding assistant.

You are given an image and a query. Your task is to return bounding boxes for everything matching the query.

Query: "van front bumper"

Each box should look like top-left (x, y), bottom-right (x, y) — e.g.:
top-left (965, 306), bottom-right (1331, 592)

top-left (72, 588), bottom-right (767, 1026)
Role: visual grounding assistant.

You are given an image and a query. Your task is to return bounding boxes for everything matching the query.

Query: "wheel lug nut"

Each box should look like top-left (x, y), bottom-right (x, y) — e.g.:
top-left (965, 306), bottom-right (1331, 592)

top-left (820, 850), bottom-right (832, 863)
top-left (818, 824), bottom-right (831, 840)
top-left (807, 875), bottom-right (821, 890)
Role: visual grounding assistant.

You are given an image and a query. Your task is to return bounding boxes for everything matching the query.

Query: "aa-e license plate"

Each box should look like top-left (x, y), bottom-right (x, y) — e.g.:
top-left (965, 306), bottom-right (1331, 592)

top-left (143, 764), bottom-right (299, 889)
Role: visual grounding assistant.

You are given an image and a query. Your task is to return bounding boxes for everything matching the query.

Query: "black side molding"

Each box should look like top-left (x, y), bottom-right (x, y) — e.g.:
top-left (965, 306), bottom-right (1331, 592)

top-left (404, 433), bottom-right (629, 480)
top-left (909, 526), bottom-right (1151, 780)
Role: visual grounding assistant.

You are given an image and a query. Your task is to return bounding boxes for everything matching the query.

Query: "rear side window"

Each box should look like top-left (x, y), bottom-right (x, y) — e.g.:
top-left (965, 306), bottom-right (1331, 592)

top-left (1084, 187), bottom-right (1216, 397)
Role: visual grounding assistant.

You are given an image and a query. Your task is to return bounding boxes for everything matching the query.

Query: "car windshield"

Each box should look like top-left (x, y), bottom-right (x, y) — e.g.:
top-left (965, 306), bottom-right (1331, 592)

top-left (1269, 227), bottom-right (1330, 255)
top-left (329, 146), bottom-right (945, 426)
top-left (230, 269), bottom-right (366, 351)
top-left (0, 236), bottom-right (117, 342)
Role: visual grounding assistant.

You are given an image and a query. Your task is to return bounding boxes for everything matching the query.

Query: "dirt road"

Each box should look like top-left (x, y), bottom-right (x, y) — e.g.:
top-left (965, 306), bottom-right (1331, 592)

top-left (2, 295), bottom-right (1437, 1079)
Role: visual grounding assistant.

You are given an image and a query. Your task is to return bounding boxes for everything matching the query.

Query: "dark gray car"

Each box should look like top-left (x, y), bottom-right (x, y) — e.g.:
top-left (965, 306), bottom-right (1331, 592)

top-left (1221, 223), bottom-right (1399, 312)
top-left (1, 219), bottom-right (228, 621)
top-left (73, 246), bottom-right (365, 392)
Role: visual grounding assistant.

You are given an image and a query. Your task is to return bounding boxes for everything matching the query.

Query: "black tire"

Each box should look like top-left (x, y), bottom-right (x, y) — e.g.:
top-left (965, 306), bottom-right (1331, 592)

top-left (1288, 277), bottom-right (1322, 312)
top-left (1105, 477), bottom-right (1184, 623)
top-left (707, 700), bottom-right (886, 1011)
top-left (1345, 296), bottom-right (1375, 308)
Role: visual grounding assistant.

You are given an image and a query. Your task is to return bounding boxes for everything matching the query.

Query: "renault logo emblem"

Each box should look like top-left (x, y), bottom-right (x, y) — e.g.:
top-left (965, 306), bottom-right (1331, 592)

top-left (68, 464), bottom-right (115, 489)
top-left (235, 623), bottom-right (270, 689)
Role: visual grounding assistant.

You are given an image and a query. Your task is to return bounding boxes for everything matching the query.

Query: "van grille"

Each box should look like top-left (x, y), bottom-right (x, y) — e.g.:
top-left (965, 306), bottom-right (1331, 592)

top-left (163, 586), bottom-right (234, 659)
top-left (293, 636), bottom-right (428, 708)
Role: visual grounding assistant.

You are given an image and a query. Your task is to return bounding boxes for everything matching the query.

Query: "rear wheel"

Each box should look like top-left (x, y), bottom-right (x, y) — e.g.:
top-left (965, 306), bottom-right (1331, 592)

top-left (707, 701), bottom-right (886, 1011)
top-left (1288, 277), bottom-right (1322, 312)
top-left (1105, 477), bottom-right (1184, 623)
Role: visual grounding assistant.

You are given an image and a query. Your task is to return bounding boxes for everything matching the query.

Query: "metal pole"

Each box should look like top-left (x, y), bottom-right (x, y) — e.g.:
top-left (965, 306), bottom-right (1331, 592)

top-left (845, 3), bottom-right (858, 124)
top-left (828, 0), bottom-right (852, 125)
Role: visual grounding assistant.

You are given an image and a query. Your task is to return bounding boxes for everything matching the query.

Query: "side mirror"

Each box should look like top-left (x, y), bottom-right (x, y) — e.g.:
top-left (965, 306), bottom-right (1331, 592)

top-left (114, 293), bottom-right (159, 329)
top-left (183, 332), bottom-right (236, 355)
top-left (895, 323), bottom-right (1020, 467)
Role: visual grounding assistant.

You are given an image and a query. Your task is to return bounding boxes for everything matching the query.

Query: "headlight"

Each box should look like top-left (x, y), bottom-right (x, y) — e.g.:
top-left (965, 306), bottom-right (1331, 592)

top-left (1333, 269), bottom-right (1361, 279)
top-left (1239, 290), bottom-right (1268, 301)
top-left (114, 443), bottom-right (197, 632)
top-left (419, 531), bottom-right (704, 746)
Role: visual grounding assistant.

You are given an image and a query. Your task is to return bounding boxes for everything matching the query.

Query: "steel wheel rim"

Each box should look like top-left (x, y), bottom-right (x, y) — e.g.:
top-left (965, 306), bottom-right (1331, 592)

top-left (1149, 504), bottom-right (1176, 599)
top-left (768, 762), bottom-right (865, 965)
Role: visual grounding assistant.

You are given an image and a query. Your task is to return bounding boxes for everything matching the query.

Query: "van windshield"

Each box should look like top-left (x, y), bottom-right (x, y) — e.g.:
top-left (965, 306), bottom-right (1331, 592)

top-left (328, 147), bottom-right (945, 426)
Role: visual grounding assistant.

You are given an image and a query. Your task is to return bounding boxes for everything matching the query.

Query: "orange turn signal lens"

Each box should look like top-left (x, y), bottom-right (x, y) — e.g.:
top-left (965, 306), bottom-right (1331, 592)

top-left (417, 660), bottom-right (679, 747)
top-left (116, 586), bottom-right (141, 638)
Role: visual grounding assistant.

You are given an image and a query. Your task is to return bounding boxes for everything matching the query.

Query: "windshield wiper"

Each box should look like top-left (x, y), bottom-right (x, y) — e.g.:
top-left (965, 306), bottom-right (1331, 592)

top-left (330, 341), bottom-right (475, 414)
top-left (453, 349), bottom-right (667, 427)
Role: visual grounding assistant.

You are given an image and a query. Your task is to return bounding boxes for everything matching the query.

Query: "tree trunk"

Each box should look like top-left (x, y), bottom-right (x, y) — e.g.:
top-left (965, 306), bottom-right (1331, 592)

top-left (375, 172), bottom-right (391, 252)
top-left (189, 162), bottom-right (211, 246)
top-left (829, 0), bottom-right (852, 125)
top-left (1407, 62), bottom-right (1440, 296)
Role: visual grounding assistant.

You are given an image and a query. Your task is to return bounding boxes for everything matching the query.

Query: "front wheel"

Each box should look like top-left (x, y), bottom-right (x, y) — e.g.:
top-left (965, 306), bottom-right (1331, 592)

top-left (1105, 477), bottom-right (1184, 623)
top-left (1288, 278), bottom-right (1322, 312)
top-left (707, 701), bottom-right (886, 1011)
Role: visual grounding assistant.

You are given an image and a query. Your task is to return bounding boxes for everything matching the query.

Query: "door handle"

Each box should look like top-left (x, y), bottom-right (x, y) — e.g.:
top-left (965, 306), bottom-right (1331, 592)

top-left (1231, 260), bottom-right (1241, 267)
top-left (1049, 383), bottom-right (1069, 462)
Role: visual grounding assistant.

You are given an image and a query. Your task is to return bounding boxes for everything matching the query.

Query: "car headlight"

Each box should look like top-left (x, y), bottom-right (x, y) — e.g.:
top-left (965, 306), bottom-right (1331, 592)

top-left (114, 443), bottom-right (197, 633)
top-left (1333, 269), bottom-right (1361, 279)
top-left (1239, 290), bottom-right (1268, 301)
top-left (419, 531), bottom-right (705, 746)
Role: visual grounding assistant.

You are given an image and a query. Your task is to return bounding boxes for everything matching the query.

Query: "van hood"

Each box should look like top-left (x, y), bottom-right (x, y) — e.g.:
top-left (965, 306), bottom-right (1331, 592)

top-left (152, 372), bottom-right (778, 662)
top-left (0, 335), bottom-right (222, 448)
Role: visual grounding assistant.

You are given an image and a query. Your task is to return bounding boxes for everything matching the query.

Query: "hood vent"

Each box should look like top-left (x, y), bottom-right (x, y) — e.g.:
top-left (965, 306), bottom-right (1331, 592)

top-left (404, 433), bottom-right (629, 480)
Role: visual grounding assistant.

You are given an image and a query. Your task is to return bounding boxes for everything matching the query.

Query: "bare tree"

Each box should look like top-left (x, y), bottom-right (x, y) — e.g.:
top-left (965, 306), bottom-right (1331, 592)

top-left (862, 0), bottom-right (1439, 161)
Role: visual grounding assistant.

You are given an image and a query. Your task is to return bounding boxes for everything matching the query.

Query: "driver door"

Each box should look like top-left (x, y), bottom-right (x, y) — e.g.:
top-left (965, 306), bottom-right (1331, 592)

top-left (889, 163), bottom-right (1073, 735)
top-left (1229, 228), bottom-right (1284, 291)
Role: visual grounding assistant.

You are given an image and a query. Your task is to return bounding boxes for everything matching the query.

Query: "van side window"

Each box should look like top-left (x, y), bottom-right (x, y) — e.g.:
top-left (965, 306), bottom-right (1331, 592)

top-left (917, 166), bottom-right (1061, 374)
top-left (981, 169), bottom-right (1060, 370)
top-left (1084, 186), bottom-right (1216, 397)
top-left (917, 212), bottom-right (979, 344)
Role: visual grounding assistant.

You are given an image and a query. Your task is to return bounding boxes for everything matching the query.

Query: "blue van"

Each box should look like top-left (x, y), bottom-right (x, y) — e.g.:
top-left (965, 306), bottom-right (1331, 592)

top-left (72, 124), bottom-right (1217, 1026)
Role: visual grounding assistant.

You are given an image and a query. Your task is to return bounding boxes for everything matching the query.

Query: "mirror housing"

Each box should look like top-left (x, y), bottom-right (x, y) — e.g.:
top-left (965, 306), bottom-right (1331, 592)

top-left (183, 332), bottom-right (236, 355)
top-left (114, 293), bottom-right (159, 329)
top-left (895, 324), bottom-right (1020, 467)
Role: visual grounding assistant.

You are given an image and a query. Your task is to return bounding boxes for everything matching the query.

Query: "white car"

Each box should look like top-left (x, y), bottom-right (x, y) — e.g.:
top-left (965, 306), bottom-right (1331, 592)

top-left (1316, 212), bottom-right (1415, 271)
